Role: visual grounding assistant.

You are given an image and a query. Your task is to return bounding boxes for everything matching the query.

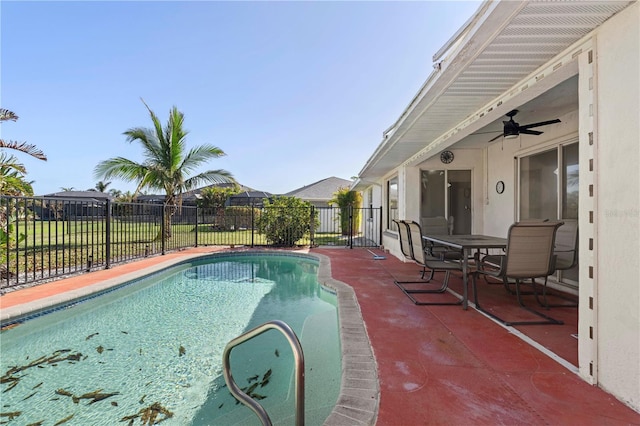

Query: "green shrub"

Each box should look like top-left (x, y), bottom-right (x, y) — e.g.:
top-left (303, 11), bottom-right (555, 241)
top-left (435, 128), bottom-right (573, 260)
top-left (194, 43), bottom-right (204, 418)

top-left (256, 196), bottom-right (315, 246)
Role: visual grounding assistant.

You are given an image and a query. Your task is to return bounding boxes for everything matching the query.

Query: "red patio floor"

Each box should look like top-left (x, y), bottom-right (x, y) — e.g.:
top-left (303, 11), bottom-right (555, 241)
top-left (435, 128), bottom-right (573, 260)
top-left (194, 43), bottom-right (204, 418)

top-left (312, 247), bottom-right (639, 425)
top-left (1, 246), bottom-right (639, 425)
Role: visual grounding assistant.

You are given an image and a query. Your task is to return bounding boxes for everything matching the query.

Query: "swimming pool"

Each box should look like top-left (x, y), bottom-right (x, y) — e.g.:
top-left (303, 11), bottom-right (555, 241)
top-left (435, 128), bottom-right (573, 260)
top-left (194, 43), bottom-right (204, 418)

top-left (0, 252), bottom-right (342, 425)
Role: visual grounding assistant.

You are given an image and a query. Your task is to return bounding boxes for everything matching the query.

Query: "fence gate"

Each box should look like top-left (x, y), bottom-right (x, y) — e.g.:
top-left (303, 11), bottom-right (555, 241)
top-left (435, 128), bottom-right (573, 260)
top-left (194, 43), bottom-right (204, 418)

top-left (312, 206), bottom-right (382, 248)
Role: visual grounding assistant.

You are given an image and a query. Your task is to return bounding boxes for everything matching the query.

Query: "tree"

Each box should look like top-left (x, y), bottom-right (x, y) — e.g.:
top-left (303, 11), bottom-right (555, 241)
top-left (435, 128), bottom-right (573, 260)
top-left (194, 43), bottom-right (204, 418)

top-left (60, 187), bottom-right (75, 192)
top-left (116, 191), bottom-right (136, 203)
top-left (196, 185), bottom-right (242, 230)
top-left (0, 153), bottom-right (34, 196)
top-left (196, 185), bottom-right (240, 210)
top-left (94, 181), bottom-right (111, 192)
top-left (0, 108), bottom-right (47, 196)
top-left (329, 187), bottom-right (362, 236)
top-left (94, 100), bottom-right (235, 238)
top-left (256, 196), bottom-right (316, 246)
top-left (1, 108), bottom-right (47, 278)
top-left (0, 108), bottom-right (47, 161)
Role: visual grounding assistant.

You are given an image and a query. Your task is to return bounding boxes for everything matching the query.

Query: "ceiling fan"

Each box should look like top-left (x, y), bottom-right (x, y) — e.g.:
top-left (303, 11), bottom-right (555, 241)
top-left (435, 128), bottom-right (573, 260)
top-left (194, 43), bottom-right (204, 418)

top-left (486, 109), bottom-right (561, 142)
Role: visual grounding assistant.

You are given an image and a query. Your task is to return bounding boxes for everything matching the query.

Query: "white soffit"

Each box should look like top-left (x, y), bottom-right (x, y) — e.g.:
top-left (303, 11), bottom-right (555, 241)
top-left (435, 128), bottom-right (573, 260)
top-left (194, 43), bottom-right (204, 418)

top-left (358, 0), bottom-right (634, 181)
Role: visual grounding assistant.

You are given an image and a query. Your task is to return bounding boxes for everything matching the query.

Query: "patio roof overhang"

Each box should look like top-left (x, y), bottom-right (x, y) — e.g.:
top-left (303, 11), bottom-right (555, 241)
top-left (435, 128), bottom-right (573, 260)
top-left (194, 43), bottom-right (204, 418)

top-left (354, 0), bottom-right (633, 188)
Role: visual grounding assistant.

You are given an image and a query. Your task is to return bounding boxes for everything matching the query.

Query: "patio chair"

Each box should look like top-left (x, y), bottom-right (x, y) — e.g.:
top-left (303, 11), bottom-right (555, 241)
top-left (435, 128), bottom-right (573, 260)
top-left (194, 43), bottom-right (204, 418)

top-left (472, 221), bottom-right (564, 326)
top-left (420, 216), bottom-right (462, 261)
top-left (394, 220), bottom-right (463, 306)
top-left (394, 219), bottom-right (434, 281)
top-left (536, 219), bottom-right (579, 308)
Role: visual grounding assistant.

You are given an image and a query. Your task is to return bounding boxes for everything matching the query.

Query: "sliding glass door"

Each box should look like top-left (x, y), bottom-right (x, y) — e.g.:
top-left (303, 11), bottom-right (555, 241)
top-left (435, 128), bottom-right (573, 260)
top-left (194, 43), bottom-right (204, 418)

top-left (518, 142), bottom-right (579, 286)
top-left (420, 170), bottom-right (471, 235)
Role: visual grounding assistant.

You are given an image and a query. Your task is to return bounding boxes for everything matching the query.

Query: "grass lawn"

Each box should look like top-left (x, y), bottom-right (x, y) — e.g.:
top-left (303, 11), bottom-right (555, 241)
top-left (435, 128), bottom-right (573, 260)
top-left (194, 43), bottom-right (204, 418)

top-left (4, 221), bottom-right (342, 281)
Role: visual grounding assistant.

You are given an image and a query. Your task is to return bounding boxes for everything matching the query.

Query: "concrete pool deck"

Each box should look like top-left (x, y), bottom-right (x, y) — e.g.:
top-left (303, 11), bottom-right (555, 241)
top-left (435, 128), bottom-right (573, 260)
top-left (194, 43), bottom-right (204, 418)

top-left (2, 246), bottom-right (639, 425)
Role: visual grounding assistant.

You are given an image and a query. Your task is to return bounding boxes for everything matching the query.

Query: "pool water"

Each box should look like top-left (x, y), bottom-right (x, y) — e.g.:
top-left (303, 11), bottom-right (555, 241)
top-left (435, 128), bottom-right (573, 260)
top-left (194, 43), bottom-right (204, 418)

top-left (0, 254), bottom-right (341, 425)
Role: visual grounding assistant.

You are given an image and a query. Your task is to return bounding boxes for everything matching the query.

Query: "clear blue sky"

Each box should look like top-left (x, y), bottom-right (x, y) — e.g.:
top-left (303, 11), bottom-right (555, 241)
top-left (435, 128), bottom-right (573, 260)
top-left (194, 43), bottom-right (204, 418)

top-left (1, 0), bottom-right (480, 196)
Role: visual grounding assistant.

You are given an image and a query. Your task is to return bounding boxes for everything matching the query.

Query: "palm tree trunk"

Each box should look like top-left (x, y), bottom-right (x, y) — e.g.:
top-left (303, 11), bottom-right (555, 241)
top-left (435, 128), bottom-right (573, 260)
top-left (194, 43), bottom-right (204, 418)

top-left (163, 204), bottom-right (174, 240)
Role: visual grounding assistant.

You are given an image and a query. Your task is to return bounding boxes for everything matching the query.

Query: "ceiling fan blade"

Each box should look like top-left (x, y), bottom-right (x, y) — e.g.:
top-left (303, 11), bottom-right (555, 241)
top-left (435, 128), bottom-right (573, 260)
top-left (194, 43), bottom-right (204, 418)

top-left (520, 129), bottom-right (543, 136)
top-left (472, 130), bottom-right (503, 135)
top-left (488, 133), bottom-right (505, 142)
top-left (519, 118), bottom-right (561, 130)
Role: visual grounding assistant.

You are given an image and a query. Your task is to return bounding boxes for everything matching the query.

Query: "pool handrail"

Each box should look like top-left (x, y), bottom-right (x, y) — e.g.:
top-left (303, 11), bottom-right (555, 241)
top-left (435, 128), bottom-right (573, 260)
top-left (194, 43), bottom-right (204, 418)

top-left (222, 319), bottom-right (305, 426)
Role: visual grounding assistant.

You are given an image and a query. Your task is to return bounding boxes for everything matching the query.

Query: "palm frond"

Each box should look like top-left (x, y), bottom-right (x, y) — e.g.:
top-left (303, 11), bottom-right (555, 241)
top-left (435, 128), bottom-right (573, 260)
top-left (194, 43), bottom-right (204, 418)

top-left (123, 127), bottom-right (162, 160)
top-left (183, 170), bottom-right (235, 191)
top-left (179, 145), bottom-right (226, 174)
top-left (0, 109), bottom-right (19, 122)
top-left (0, 139), bottom-right (48, 160)
top-left (0, 152), bottom-right (27, 174)
top-left (140, 98), bottom-right (165, 146)
top-left (93, 157), bottom-right (149, 182)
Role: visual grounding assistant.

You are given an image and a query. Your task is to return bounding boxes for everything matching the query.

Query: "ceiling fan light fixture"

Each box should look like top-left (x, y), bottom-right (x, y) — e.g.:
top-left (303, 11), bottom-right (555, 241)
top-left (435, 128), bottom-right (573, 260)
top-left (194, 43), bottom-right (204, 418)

top-left (503, 117), bottom-right (519, 139)
top-left (485, 110), bottom-right (561, 143)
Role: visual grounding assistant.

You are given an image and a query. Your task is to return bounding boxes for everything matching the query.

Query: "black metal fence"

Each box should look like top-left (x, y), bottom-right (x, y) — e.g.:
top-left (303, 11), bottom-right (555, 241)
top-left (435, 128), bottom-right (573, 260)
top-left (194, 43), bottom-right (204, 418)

top-left (1, 195), bottom-right (382, 289)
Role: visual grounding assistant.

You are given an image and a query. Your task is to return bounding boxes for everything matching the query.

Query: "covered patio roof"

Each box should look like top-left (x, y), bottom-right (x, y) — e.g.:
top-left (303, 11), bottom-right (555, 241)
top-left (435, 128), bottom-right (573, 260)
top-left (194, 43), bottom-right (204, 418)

top-left (355, 0), bottom-right (633, 186)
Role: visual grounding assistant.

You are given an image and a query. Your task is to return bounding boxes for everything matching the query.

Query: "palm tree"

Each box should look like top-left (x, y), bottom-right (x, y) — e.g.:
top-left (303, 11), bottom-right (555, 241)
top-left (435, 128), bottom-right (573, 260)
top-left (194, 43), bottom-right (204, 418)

top-left (1, 109), bottom-right (47, 196)
top-left (329, 187), bottom-right (362, 236)
top-left (94, 100), bottom-right (235, 238)
top-left (60, 187), bottom-right (75, 192)
top-left (0, 152), bottom-right (34, 196)
top-left (94, 181), bottom-right (111, 192)
top-left (0, 108), bottom-right (47, 161)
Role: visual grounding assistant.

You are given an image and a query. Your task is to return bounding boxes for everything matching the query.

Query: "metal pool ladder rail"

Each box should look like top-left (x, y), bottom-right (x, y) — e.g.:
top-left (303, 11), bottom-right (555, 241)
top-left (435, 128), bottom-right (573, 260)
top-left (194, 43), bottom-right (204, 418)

top-left (222, 320), bottom-right (305, 426)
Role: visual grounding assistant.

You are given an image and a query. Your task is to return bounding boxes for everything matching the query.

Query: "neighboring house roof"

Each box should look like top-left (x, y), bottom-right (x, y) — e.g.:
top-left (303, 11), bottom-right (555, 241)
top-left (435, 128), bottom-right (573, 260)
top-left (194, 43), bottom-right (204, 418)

top-left (284, 176), bottom-right (353, 202)
top-left (227, 191), bottom-right (273, 207)
top-left (356, 0), bottom-right (633, 184)
top-left (43, 191), bottom-right (113, 201)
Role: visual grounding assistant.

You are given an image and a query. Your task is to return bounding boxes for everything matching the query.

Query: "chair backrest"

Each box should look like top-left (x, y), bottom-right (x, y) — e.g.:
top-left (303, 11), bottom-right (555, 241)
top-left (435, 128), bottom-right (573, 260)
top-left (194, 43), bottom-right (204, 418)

top-left (504, 221), bottom-right (563, 279)
top-left (406, 221), bottom-right (428, 265)
top-left (394, 220), bottom-right (413, 260)
top-left (554, 219), bottom-right (578, 270)
top-left (421, 216), bottom-right (449, 235)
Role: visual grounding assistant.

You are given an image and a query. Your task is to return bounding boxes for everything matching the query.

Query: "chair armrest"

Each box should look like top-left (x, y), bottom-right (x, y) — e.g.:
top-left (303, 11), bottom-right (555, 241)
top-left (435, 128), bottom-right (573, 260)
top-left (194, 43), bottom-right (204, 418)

top-left (476, 254), bottom-right (504, 278)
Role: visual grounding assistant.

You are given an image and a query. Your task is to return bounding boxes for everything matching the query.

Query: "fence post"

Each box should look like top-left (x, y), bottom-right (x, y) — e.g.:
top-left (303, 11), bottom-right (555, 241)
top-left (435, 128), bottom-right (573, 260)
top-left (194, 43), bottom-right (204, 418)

top-left (310, 206), bottom-right (315, 247)
top-left (379, 206), bottom-right (383, 247)
top-left (105, 199), bottom-right (111, 269)
top-left (3, 197), bottom-right (11, 287)
top-left (195, 206), bottom-right (199, 248)
top-left (161, 205), bottom-right (166, 255)
top-left (251, 206), bottom-right (255, 247)
top-left (345, 205), bottom-right (351, 249)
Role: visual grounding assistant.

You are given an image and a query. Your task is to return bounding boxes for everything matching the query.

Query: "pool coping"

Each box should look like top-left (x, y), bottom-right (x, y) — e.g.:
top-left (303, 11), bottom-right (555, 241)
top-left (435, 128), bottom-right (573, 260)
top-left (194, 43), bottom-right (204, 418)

top-left (0, 249), bottom-right (379, 425)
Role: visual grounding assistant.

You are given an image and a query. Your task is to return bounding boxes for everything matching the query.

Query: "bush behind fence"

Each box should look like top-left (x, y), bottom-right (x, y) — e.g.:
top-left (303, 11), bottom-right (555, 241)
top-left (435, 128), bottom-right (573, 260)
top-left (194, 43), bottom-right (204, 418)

top-left (1, 195), bottom-right (382, 289)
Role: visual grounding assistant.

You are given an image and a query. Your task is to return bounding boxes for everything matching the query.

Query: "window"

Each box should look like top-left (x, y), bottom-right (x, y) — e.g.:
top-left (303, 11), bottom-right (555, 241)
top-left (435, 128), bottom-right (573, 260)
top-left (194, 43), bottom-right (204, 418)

top-left (367, 187), bottom-right (374, 219)
top-left (387, 176), bottom-right (398, 230)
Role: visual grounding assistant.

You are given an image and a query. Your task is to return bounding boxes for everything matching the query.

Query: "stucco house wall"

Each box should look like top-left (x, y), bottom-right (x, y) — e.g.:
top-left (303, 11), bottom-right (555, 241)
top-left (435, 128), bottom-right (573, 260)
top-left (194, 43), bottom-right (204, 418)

top-left (588, 1), bottom-right (640, 409)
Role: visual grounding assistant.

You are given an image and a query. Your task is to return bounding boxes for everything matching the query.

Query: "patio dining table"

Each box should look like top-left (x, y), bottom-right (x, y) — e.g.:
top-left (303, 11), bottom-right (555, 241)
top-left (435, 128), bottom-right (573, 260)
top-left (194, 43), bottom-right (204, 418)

top-left (422, 234), bottom-right (507, 309)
